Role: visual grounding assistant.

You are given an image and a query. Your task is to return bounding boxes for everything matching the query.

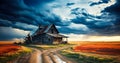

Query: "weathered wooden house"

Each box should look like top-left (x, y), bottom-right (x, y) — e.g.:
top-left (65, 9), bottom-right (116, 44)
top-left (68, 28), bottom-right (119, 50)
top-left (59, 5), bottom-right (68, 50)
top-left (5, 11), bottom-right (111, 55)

top-left (25, 24), bottom-right (68, 44)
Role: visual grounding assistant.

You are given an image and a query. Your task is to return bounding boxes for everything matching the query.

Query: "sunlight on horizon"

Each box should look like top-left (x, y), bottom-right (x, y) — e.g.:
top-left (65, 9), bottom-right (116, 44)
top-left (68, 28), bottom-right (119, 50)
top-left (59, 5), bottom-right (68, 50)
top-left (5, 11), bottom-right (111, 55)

top-left (64, 34), bottom-right (120, 41)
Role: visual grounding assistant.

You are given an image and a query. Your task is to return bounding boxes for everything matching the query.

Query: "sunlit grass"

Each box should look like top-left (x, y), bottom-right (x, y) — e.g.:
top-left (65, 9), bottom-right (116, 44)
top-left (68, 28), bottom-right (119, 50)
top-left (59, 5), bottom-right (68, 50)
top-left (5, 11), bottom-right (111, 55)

top-left (73, 42), bottom-right (120, 55)
top-left (19, 46), bottom-right (32, 53)
top-left (60, 48), bottom-right (118, 63)
top-left (0, 45), bottom-right (32, 63)
top-left (26, 44), bottom-right (73, 50)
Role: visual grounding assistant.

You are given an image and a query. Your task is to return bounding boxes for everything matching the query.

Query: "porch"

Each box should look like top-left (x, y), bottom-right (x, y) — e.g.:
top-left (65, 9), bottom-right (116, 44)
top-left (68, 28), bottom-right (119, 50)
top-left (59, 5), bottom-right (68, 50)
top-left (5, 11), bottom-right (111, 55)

top-left (47, 33), bottom-right (68, 44)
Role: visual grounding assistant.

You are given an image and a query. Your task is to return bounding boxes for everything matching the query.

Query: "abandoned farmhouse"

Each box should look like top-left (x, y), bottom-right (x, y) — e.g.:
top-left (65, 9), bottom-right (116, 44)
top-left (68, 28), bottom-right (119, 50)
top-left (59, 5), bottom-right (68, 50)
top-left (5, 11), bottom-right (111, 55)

top-left (25, 24), bottom-right (68, 44)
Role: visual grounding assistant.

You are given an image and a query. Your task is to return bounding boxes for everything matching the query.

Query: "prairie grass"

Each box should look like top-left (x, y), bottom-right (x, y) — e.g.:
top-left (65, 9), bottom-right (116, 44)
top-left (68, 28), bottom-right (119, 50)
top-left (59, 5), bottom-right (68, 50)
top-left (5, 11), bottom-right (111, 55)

top-left (73, 42), bottom-right (120, 55)
top-left (60, 48), bottom-right (118, 63)
top-left (26, 44), bottom-right (72, 50)
top-left (0, 45), bottom-right (32, 63)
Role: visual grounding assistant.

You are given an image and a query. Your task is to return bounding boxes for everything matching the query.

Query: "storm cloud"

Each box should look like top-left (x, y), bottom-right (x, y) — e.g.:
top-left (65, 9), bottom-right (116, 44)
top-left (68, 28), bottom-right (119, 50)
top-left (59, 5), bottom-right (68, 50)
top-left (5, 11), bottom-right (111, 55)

top-left (0, 0), bottom-right (66, 40)
top-left (70, 7), bottom-right (119, 35)
top-left (90, 0), bottom-right (110, 6)
top-left (24, 0), bottom-right (55, 6)
top-left (0, 27), bottom-right (28, 40)
top-left (66, 3), bottom-right (75, 6)
top-left (0, 0), bottom-right (120, 40)
top-left (102, 0), bottom-right (120, 35)
top-left (0, 0), bottom-right (64, 30)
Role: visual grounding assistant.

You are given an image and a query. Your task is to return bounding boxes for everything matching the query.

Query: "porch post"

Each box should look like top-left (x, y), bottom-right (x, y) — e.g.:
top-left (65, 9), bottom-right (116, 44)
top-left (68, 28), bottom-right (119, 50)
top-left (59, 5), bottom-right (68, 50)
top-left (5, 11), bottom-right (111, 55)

top-left (66, 38), bottom-right (68, 42)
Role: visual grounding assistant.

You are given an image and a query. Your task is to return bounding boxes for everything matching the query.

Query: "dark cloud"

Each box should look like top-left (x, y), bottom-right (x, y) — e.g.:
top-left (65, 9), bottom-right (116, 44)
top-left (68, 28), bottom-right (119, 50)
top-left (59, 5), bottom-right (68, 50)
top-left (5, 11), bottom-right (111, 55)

top-left (0, 0), bottom-right (65, 30)
top-left (0, 0), bottom-right (38, 25)
top-left (58, 26), bottom-right (89, 34)
top-left (0, 19), bottom-right (37, 31)
top-left (24, 0), bottom-right (54, 6)
top-left (71, 16), bottom-right (118, 35)
top-left (90, 0), bottom-right (110, 6)
top-left (0, 27), bottom-right (25, 40)
top-left (103, 0), bottom-right (120, 15)
top-left (71, 17), bottom-right (86, 24)
top-left (42, 12), bottom-right (70, 26)
top-left (0, 0), bottom-right (67, 40)
top-left (0, 0), bottom-right (120, 41)
top-left (70, 7), bottom-right (120, 36)
top-left (71, 8), bottom-right (88, 16)
top-left (71, 8), bottom-right (80, 15)
top-left (51, 4), bottom-right (62, 8)
top-left (102, 0), bottom-right (120, 35)
top-left (66, 3), bottom-right (75, 6)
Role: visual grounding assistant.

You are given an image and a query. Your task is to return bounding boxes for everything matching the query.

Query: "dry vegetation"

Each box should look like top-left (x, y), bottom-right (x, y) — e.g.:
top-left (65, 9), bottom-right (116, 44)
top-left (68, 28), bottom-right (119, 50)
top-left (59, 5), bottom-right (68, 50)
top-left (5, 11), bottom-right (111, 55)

top-left (73, 42), bottom-right (120, 55)
top-left (0, 44), bottom-right (21, 56)
top-left (0, 43), bottom-right (32, 63)
top-left (60, 41), bottom-right (120, 63)
top-left (60, 49), bottom-right (117, 63)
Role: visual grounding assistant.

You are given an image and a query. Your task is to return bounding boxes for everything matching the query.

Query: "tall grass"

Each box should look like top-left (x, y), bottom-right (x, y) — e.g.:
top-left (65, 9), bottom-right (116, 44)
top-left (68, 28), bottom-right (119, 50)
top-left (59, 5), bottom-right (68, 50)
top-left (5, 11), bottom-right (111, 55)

top-left (60, 49), bottom-right (118, 63)
top-left (0, 46), bottom-right (32, 63)
top-left (26, 44), bottom-right (72, 50)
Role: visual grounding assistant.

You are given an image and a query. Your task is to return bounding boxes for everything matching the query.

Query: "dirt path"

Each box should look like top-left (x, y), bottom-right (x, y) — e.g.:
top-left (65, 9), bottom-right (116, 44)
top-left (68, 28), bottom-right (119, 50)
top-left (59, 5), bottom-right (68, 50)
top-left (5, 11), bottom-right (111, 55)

top-left (13, 48), bottom-right (42, 63)
top-left (41, 46), bottom-right (76, 63)
top-left (29, 48), bottom-right (42, 63)
top-left (13, 53), bottom-right (31, 63)
top-left (14, 45), bottom-right (75, 63)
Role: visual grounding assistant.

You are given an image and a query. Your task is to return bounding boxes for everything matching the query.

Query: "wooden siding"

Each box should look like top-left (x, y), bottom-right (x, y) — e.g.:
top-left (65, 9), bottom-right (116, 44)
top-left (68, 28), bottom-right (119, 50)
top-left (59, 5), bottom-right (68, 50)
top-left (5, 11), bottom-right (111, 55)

top-left (48, 25), bottom-right (58, 34)
top-left (26, 24), bottom-right (67, 44)
top-left (32, 34), bottom-right (54, 44)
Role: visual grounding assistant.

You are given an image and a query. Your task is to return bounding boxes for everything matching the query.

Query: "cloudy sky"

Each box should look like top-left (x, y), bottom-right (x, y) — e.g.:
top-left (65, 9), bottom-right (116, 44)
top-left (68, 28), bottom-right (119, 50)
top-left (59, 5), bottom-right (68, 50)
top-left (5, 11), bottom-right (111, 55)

top-left (0, 0), bottom-right (120, 41)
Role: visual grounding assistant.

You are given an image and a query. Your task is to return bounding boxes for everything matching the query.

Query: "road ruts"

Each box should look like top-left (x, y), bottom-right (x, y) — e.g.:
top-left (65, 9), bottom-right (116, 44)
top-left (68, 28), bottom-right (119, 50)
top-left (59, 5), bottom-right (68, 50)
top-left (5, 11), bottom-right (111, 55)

top-left (29, 48), bottom-right (42, 63)
top-left (13, 48), bottom-right (42, 63)
top-left (12, 45), bottom-right (76, 63)
top-left (41, 46), bottom-right (74, 63)
top-left (13, 53), bottom-right (31, 63)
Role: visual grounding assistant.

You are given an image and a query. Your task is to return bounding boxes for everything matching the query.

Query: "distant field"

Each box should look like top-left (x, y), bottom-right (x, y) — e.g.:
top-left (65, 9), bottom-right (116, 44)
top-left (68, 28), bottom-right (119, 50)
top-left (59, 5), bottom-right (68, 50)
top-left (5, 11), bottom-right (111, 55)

top-left (0, 44), bottom-right (21, 55)
top-left (73, 42), bottom-right (120, 55)
top-left (0, 43), bottom-right (32, 63)
top-left (0, 41), bottom-right (14, 44)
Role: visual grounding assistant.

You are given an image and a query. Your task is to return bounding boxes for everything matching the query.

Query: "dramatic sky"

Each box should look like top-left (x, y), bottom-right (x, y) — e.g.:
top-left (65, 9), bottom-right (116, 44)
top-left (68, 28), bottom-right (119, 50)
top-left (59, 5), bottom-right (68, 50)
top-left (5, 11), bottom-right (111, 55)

top-left (0, 0), bottom-right (120, 41)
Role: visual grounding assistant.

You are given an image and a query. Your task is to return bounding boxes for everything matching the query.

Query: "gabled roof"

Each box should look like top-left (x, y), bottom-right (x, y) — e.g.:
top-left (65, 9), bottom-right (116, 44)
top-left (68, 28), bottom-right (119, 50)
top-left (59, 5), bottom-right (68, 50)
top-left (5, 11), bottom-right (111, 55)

top-left (32, 24), bottom-right (59, 36)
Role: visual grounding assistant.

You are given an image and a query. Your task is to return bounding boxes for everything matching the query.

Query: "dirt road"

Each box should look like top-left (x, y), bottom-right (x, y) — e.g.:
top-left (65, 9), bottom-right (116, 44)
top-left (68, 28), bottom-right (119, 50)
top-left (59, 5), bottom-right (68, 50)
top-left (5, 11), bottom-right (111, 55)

top-left (29, 48), bottom-right (42, 63)
top-left (14, 45), bottom-right (75, 63)
top-left (42, 46), bottom-right (74, 63)
top-left (13, 48), bottom-right (42, 63)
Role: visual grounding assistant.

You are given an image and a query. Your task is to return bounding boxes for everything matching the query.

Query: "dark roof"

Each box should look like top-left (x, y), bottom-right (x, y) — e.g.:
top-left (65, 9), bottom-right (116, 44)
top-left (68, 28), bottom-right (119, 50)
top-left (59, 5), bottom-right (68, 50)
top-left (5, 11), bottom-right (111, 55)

top-left (32, 24), bottom-right (59, 36)
top-left (32, 24), bottom-right (68, 38)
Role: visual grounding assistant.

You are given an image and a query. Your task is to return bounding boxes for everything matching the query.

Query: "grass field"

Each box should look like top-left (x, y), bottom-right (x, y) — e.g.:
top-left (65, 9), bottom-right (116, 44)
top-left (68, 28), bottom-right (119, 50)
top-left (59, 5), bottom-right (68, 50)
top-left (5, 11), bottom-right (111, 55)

top-left (0, 44), bottom-right (21, 55)
top-left (60, 50), bottom-right (117, 63)
top-left (26, 44), bottom-right (72, 50)
top-left (1, 41), bottom-right (120, 63)
top-left (0, 43), bottom-right (32, 63)
top-left (73, 42), bottom-right (120, 55)
top-left (60, 41), bottom-right (120, 63)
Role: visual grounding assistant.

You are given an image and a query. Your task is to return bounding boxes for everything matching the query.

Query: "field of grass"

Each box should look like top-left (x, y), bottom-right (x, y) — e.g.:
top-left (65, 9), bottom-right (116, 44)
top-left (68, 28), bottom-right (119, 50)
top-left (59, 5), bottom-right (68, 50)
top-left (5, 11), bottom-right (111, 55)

top-left (26, 44), bottom-right (72, 50)
top-left (60, 49), bottom-right (117, 63)
top-left (1, 41), bottom-right (120, 63)
top-left (60, 42), bottom-right (120, 63)
top-left (73, 42), bottom-right (120, 55)
top-left (0, 44), bottom-right (32, 63)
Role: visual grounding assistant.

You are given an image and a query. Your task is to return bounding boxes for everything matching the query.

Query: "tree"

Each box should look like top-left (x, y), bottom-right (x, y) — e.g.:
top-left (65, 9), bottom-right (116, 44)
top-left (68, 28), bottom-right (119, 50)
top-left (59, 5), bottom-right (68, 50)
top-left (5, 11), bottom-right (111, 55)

top-left (24, 33), bottom-right (32, 44)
